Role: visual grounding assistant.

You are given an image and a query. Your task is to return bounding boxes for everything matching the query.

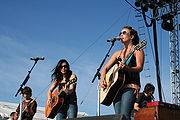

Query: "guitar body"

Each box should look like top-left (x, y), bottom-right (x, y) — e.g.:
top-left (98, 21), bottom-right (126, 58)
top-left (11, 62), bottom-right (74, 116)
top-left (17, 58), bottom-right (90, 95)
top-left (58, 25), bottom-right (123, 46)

top-left (45, 89), bottom-right (64, 119)
top-left (45, 78), bottom-right (77, 119)
top-left (100, 64), bottom-right (125, 106)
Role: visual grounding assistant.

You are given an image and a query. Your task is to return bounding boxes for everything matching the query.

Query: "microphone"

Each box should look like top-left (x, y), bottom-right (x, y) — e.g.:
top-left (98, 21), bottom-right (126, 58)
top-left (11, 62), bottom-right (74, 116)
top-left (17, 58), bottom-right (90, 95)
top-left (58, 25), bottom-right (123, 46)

top-left (107, 37), bottom-right (121, 42)
top-left (30, 57), bottom-right (45, 61)
top-left (149, 93), bottom-right (155, 101)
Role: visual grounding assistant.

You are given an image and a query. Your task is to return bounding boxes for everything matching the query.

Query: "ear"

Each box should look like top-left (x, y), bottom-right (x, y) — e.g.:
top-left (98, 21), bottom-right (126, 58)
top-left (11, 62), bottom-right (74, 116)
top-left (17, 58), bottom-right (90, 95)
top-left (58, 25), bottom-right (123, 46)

top-left (130, 34), bottom-right (134, 40)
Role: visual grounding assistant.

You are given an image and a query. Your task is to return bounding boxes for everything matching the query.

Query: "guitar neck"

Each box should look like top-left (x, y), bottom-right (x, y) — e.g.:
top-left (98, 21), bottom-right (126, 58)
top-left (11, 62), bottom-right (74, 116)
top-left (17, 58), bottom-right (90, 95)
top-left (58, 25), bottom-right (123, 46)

top-left (123, 40), bottom-right (146, 64)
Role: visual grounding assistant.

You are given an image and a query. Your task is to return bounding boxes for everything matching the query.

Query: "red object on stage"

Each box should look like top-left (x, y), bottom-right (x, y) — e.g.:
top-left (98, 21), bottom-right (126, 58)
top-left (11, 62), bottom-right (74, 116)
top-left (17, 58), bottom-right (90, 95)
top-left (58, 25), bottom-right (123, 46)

top-left (134, 101), bottom-right (180, 120)
top-left (146, 101), bottom-right (180, 110)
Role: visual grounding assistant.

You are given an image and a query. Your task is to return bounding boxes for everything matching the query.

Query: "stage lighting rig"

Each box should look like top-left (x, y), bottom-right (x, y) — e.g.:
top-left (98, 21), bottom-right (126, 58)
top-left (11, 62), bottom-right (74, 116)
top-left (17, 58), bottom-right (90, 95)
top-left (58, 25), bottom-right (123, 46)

top-left (161, 12), bottom-right (174, 20)
top-left (161, 12), bottom-right (177, 31)
top-left (135, 0), bottom-right (143, 7)
top-left (161, 20), bottom-right (174, 31)
top-left (142, 4), bottom-right (149, 12)
top-left (133, 0), bottom-right (180, 103)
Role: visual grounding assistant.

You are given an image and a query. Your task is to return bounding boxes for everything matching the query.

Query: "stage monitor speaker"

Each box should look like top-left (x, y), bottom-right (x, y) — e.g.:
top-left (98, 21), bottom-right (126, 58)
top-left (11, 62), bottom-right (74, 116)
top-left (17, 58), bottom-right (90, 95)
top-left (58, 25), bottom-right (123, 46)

top-left (66, 114), bottom-right (127, 120)
top-left (134, 106), bottom-right (180, 120)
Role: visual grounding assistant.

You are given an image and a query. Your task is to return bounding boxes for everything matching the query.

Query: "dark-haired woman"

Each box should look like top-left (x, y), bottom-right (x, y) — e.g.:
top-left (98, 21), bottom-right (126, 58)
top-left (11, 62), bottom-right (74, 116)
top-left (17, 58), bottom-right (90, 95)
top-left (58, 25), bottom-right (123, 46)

top-left (47, 59), bottom-right (78, 120)
top-left (100, 26), bottom-right (144, 120)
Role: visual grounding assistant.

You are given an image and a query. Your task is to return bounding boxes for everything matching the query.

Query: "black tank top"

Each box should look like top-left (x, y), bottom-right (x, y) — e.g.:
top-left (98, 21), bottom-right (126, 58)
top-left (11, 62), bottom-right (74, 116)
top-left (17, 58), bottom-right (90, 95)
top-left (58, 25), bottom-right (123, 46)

top-left (58, 81), bottom-right (77, 105)
top-left (124, 54), bottom-right (140, 86)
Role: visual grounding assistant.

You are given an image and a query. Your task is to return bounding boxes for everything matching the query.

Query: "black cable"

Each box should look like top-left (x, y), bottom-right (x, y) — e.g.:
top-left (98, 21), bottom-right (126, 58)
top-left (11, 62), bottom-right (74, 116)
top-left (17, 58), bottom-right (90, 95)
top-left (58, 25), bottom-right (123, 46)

top-left (70, 14), bottom-right (125, 65)
top-left (141, 5), bottom-right (154, 27)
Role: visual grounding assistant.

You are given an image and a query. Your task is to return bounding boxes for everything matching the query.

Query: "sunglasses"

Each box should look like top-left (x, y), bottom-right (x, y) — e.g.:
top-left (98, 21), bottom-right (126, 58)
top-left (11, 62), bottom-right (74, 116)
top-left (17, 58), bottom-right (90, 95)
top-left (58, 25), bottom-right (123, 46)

top-left (60, 65), bottom-right (68, 69)
top-left (119, 31), bottom-right (130, 36)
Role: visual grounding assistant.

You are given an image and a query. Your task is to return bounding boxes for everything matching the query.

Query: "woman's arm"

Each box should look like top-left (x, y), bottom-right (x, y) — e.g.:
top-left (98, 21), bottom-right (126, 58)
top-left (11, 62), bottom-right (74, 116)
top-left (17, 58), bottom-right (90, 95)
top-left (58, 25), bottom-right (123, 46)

top-left (100, 51), bottom-right (120, 88)
top-left (134, 103), bottom-right (140, 111)
top-left (47, 80), bottom-right (58, 104)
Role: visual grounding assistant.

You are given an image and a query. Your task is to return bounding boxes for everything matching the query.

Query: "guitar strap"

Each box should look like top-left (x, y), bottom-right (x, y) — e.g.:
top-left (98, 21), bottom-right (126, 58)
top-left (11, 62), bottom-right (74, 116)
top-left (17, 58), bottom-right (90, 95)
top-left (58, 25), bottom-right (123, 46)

top-left (125, 46), bottom-right (135, 65)
top-left (125, 54), bottom-right (133, 65)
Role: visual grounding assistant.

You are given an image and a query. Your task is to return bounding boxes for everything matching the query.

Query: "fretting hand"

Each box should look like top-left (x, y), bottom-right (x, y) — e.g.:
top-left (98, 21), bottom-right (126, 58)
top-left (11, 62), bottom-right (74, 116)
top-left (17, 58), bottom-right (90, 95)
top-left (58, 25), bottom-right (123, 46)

top-left (119, 62), bottom-right (129, 70)
top-left (62, 84), bottom-right (69, 94)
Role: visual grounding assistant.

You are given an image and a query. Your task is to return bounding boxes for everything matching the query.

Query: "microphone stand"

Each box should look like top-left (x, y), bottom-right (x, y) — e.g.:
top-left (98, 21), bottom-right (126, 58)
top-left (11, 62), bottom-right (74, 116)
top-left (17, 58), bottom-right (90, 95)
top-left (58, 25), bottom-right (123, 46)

top-left (15, 60), bottom-right (39, 120)
top-left (91, 41), bottom-right (115, 116)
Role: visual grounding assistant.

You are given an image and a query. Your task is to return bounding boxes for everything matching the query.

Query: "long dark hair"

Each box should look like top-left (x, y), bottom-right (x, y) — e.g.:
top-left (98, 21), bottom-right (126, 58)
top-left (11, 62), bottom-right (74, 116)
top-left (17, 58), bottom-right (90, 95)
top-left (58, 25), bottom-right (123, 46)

top-left (51, 59), bottom-right (72, 82)
top-left (122, 26), bottom-right (139, 45)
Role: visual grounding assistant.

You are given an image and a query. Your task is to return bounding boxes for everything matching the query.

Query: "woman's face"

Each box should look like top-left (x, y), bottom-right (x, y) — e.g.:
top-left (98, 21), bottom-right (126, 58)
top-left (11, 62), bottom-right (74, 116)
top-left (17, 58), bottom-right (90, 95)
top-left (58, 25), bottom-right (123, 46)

top-left (60, 62), bottom-right (69, 74)
top-left (119, 28), bottom-right (132, 43)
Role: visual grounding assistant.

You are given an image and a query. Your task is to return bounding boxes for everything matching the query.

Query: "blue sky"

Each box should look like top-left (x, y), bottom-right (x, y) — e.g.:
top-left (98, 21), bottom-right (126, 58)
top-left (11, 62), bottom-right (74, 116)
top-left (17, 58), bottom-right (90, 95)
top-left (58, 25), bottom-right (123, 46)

top-left (0, 0), bottom-right (178, 116)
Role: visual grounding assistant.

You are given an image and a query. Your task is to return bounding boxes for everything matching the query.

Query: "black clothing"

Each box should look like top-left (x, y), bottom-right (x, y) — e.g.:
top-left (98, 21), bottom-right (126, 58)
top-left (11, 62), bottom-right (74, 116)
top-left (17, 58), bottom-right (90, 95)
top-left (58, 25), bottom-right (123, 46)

top-left (135, 92), bottom-right (152, 108)
top-left (16, 99), bottom-right (37, 120)
top-left (58, 80), bottom-right (77, 105)
top-left (124, 55), bottom-right (140, 86)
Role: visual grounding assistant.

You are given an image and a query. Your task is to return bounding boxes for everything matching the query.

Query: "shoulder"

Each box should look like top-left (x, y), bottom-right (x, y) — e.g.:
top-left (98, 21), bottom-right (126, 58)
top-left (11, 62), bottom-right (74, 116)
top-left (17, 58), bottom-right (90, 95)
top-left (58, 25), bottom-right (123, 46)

top-left (52, 79), bottom-right (59, 85)
top-left (138, 92), bottom-right (144, 99)
top-left (32, 100), bottom-right (37, 106)
top-left (114, 50), bottom-right (122, 55)
top-left (112, 50), bottom-right (122, 59)
top-left (134, 48), bottom-right (144, 55)
top-left (70, 74), bottom-right (77, 80)
top-left (71, 73), bottom-right (76, 78)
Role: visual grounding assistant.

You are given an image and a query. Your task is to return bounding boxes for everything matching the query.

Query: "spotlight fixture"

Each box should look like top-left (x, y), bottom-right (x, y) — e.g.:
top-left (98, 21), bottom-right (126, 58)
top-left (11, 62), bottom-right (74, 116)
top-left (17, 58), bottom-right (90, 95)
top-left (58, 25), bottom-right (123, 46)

top-left (158, 0), bottom-right (173, 7)
top-left (149, 1), bottom-right (156, 9)
top-left (161, 20), bottom-right (174, 31)
top-left (142, 4), bottom-right (149, 12)
top-left (135, 0), bottom-right (143, 7)
top-left (165, 0), bottom-right (173, 3)
top-left (161, 13), bottom-right (174, 20)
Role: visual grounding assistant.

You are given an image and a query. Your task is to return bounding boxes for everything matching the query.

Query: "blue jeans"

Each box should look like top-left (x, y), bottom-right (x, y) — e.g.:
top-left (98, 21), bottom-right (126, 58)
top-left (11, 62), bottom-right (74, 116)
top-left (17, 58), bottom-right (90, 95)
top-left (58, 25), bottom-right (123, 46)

top-left (56, 103), bottom-right (78, 120)
top-left (113, 88), bottom-right (136, 120)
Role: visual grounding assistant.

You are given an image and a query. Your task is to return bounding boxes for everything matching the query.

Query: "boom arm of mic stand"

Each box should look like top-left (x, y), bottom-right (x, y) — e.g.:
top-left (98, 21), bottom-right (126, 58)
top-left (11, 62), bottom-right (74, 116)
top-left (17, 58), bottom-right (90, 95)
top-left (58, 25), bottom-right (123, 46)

top-left (15, 60), bottom-right (38, 97)
top-left (91, 41), bottom-right (115, 83)
top-left (15, 74), bottom-right (30, 97)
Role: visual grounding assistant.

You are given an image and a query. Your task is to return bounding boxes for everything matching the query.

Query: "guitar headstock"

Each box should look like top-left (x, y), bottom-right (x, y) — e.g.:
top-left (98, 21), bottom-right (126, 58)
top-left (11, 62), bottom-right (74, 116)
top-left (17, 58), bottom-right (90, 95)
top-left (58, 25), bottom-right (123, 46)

top-left (133, 40), bottom-right (147, 51)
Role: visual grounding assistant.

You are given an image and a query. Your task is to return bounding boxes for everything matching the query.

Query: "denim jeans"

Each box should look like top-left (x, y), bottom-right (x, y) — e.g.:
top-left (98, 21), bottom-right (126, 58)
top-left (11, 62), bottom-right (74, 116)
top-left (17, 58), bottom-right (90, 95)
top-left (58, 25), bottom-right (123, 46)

top-left (56, 103), bottom-right (78, 120)
top-left (113, 88), bottom-right (136, 120)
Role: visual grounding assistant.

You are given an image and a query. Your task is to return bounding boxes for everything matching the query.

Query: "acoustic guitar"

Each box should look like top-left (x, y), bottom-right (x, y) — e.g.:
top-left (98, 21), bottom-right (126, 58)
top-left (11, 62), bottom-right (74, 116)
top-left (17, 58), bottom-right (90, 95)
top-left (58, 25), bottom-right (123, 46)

top-left (45, 78), bottom-right (77, 118)
top-left (100, 40), bottom-right (146, 106)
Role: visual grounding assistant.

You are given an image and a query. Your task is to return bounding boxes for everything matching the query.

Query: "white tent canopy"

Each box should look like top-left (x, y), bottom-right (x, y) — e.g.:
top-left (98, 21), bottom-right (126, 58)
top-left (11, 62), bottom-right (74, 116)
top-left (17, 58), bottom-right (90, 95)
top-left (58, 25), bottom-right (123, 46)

top-left (0, 101), bottom-right (88, 120)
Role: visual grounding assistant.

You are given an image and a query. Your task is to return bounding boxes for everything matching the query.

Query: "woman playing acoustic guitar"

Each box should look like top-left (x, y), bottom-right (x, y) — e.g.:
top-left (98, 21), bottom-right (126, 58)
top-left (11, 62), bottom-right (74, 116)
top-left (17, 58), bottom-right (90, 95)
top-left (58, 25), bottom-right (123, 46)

top-left (100, 26), bottom-right (144, 120)
top-left (46, 59), bottom-right (78, 120)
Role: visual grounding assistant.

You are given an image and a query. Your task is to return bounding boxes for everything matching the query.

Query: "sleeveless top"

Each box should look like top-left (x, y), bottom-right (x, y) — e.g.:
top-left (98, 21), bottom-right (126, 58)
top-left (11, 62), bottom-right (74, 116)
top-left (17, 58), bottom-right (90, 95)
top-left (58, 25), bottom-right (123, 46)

top-left (121, 54), bottom-right (140, 86)
top-left (58, 80), bottom-right (77, 105)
